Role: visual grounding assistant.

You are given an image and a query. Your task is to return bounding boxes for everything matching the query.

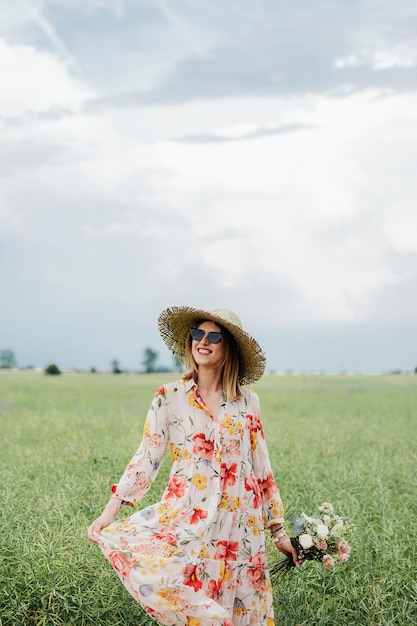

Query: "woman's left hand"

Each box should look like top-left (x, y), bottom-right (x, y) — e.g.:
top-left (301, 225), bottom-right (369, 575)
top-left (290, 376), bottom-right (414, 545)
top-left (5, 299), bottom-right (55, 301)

top-left (274, 535), bottom-right (299, 566)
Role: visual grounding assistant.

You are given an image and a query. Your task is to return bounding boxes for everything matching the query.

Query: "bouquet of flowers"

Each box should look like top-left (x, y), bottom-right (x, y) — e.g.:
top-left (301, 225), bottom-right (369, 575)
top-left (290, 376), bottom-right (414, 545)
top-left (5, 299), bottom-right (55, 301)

top-left (270, 502), bottom-right (352, 577)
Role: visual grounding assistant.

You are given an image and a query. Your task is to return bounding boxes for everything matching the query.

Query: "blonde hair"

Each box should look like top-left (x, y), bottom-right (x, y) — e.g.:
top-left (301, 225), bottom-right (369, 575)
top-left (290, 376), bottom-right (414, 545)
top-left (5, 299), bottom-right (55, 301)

top-left (182, 322), bottom-right (242, 401)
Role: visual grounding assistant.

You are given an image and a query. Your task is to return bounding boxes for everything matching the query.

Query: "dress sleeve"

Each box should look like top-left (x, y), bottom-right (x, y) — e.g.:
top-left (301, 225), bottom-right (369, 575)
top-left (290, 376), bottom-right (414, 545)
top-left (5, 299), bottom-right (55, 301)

top-left (248, 391), bottom-right (285, 527)
top-left (111, 386), bottom-right (169, 506)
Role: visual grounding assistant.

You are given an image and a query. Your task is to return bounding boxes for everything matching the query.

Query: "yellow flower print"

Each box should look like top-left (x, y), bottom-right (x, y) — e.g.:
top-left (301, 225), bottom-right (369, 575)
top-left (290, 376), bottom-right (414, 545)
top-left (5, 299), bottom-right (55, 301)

top-left (250, 432), bottom-right (258, 450)
top-left (157, 587), bottom-right (182, 610)
top-left (222, 562), bottom-right (233, 582)
top-left (170, 443), bottom-right (181, 461)
top-left (271, 499), bottom-right (285, 518)
top-left (221, 415), bottom-right (234, 429)
top-left (159, 511), bottom-right (179, 525)
top-left (227, 422), bottom-right (244, 436)
top-left (198, 546), bottom-right (210, 559)
top-left (182, 449), bottom-right (191, 459)
top-left (188, 394), bottom-right (201, 409)
top-left (162, 543), bottom-right (180, 557)
top-left (219, 492), bottom-right (229, 509)
top-left (267, 618), bottom-right (275, 626)
top-left (233, 421), bottom-right (244, 435)
top-left (218, 493), bottom-right (242, 511)
top-left (228, 496), bottom-right (242, 512)
top-left (222, 414), bottom-right (244, 436)
top-left (187, 618), bottom-right (202, 626)
top-left (247, 515), bottom-right (261, 535)
top-left (214, 447), bottom-right (222, 463)
top-left (157, 502), bottom-right (179, 525)
top-left (192, 473), bottom-right (207, 490)
top-left (234, 607), bottom-right (249, 616)
top-left (110, 518), bottom-right (131, 533)
top-left (103, 525), bottom-right (122, 537)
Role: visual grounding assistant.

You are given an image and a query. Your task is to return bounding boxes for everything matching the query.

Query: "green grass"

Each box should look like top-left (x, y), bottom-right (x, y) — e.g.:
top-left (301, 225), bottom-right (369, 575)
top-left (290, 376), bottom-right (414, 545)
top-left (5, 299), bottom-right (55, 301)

top-left (1, 371), bottom-right (416, 625)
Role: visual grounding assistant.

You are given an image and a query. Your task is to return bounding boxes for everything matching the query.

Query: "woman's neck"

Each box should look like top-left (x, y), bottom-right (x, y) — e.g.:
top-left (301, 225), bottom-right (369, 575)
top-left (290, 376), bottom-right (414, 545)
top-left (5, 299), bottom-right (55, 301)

top-left (196, 368), bottom-right (223, 394)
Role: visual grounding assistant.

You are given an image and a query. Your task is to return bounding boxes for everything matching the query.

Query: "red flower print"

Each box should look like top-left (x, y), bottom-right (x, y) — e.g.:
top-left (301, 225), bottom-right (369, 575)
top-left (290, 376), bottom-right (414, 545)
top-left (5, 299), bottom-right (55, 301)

top-left (214, 540), bottom-right (239, 561)
top-left (247, 551), bottom-right (266, 591)
top-left (192, 433), bottom-right (214, 461)
top-left (250, 551), bottom-right (265, 568)
top-left (189, 507), bottom-right (208, 524)
top-left (155, 386), bottom-right (166, 396)
top-left (244, 474), bottom-right (261, 508)
top-left (258, 472), bottom-right (277, 501)
top-left (145, 433), bottom-right (163, 448)
top-left (246, 413), bottom-right (264, 436)
top-left (207, 578), bottom-right (222, 601)
top-left (220, 462), bottom-right (238, 487)
top-left (131, 470), bottom-right (151, 493)
top-left (103, 548), bottom-right (137, 578)
top-left (165, 474), bottom-right (187, 499)
top-left (183, 564), bottom-right (202, 592)
top-left (245, 414), bottom-right (264, 450)
top-left (146, 607), bottom-right (167, 622)
top-left (154, 528), bottom-right (177, 544)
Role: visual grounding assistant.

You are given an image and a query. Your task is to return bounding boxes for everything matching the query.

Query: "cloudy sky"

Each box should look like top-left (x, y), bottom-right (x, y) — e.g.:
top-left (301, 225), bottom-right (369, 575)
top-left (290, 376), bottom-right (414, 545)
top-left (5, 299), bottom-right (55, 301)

top-left (1, 0), bottom-right (417, 373)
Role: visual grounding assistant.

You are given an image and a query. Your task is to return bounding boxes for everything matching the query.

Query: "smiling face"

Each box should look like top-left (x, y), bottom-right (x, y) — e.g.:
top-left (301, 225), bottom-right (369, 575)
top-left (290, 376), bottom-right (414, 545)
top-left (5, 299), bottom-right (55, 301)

top-left (191, 320), bottom-right (225, 372)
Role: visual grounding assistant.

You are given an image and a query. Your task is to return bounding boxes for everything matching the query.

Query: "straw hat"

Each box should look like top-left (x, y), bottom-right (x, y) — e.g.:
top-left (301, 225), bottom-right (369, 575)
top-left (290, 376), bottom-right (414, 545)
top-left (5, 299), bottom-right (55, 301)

top-left (157, 306), bottom-right (266, 385)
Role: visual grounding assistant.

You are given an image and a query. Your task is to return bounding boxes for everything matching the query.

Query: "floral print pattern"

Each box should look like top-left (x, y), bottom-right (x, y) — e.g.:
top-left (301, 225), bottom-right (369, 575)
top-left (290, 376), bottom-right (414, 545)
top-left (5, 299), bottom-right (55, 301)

top-left (98, 379), bottom-right (284, 625)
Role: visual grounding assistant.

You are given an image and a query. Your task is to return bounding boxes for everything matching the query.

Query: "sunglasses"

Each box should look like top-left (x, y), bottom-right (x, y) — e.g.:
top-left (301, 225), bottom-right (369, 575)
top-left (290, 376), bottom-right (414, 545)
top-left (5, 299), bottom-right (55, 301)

top-left (190, 328), bottom-right (222, 344)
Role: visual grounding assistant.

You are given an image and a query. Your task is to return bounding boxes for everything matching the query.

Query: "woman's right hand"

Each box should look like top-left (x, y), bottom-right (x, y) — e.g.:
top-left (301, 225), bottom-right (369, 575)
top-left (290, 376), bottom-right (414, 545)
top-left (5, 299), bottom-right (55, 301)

top-left (87, 498), bottom-right (121, 543)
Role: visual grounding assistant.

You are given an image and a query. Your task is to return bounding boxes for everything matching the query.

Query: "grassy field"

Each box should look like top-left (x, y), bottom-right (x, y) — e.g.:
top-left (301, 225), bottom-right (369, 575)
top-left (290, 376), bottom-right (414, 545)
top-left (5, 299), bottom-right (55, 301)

top-left (1, 370), bottom-right (416, 625)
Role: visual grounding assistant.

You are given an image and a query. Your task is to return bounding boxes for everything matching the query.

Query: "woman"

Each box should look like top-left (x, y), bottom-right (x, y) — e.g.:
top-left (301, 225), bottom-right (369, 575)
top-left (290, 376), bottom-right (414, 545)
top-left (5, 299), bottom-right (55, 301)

top-left (88, 306), bottom-right (298, 626)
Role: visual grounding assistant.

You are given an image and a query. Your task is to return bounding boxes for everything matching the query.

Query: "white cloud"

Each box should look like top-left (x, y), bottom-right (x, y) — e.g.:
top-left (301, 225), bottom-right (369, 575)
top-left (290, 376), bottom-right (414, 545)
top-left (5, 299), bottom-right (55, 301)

top-left (334, 41), bottom-right (417, 71)
top-left (2, 74), bottom-right (416, 328)
top-left (383, 205), bottom-right (417, 254)
top-left (2, 1), bottom-right (417, 371)
top-left (0, 38), bottom-right (91, 118)
top-left (128, 90), bottom-right (417, 322)
top-left (372, 44), bottom-right (417, 70)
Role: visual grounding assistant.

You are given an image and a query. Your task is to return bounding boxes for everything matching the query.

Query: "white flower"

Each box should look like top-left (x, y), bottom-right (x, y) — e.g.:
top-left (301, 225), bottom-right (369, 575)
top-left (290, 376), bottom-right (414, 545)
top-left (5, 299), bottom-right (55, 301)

top-left (299, 533), bottom-right (314, 549)
top-left (323, 515), bottom-right (331, 525)
top-left (317, 524), bottom-right (329, 539)
top-left (319, 502), bottom-right (334, 514)
top-left (330, 519), bottom-right (344, 533)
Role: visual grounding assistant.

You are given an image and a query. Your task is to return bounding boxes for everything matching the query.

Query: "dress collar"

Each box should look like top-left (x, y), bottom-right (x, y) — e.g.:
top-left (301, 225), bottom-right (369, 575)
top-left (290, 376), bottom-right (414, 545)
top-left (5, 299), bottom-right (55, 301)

top-left (184, 378), bottom-right (227, 405)
top-left (184, 378), bottom-right (197, 393)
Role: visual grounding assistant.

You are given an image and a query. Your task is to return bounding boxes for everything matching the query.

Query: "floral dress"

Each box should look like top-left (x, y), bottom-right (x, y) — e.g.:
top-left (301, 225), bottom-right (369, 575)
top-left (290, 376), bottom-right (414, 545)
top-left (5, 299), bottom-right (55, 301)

top-left (98, 379), bottom-right (284, 626)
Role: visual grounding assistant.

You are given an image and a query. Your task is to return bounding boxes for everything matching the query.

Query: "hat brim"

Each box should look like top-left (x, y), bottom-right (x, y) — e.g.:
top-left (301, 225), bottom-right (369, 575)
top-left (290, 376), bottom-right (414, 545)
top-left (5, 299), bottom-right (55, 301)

top-left (158, 306), bottom-right (266, 385)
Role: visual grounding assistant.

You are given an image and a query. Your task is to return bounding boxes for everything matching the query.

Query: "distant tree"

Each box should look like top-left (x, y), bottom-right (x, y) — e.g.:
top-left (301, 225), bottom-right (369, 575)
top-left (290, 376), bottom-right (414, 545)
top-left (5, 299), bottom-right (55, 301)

top-left (142, 347), bottom-right (158, 373)
top-left (414, 366), bottom-right (417, 375)
top-left (90, 367), bottom-right (97, 373)
top-left (45, 363), bottom-right (61, 375)
top-left (0, 349), bottom-right (16, 369)
top-left (111, 359), bottom-right (122, 374)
